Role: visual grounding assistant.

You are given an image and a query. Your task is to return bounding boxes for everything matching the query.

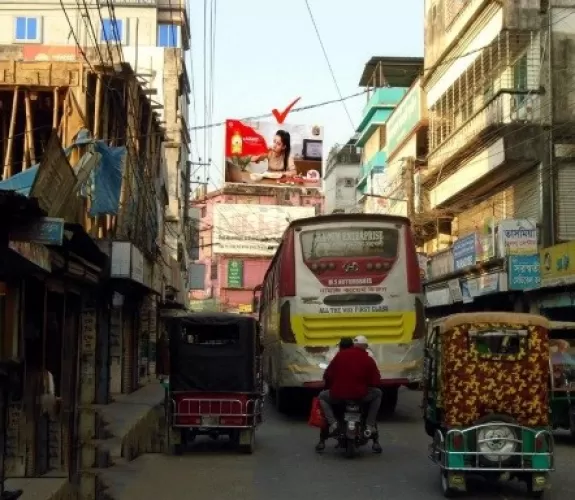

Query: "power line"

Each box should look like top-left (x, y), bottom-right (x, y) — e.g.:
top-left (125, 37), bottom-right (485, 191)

top-left (303, 0), bottom-right (355, 131)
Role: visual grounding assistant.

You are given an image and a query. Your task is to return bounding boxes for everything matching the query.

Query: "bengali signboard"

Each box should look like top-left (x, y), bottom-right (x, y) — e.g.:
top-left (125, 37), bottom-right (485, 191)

top-left (227, 260), bottom-right (244, 288)
top-left (452, 233), bottom-right (477, 271)
top-left (224, 119), bottom-right (323, 188)
top-left (508, 255), bottom-right (541, 291)
top-left (498, 219), bottom-right (538, 256)
top-left (212, 204), bottom-right (315, 256)
top-left (428, 248), bottom-right (454, 280)
top-left (386, 83), bottom-right (422, 157)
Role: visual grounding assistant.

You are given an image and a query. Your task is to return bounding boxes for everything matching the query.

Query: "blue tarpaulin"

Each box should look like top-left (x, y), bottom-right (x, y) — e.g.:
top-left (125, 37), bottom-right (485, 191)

top-left (0, 129), bottom-right (126, 217)
top-left (89, 141), bottom-right (126, 216)
top-left (0, 165), bottom-right (39, 196)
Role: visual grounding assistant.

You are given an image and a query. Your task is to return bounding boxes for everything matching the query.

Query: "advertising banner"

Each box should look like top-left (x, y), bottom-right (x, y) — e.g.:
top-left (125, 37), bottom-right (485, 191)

top-left (224, 119), bottom-right (323, 188)
top-left (540, 241), bottom-right (575, 287)
top-left (212, 204), bottom-right (315, 256)
top-left (227, 260), bottom-right (244, 288)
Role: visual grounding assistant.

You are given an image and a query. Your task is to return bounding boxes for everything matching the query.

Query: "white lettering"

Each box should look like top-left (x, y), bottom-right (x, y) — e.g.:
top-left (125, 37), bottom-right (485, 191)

top-left (319, 286), bottom-right (386, 294)
top-left (327, 278), bottom-right (373, 286)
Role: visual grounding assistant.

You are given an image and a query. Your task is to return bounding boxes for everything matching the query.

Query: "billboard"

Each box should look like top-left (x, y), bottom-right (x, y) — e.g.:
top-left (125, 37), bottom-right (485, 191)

top-left (212, 204), bottom-right (315, 256)
top-left (224, 119), bottom-right (323, 188)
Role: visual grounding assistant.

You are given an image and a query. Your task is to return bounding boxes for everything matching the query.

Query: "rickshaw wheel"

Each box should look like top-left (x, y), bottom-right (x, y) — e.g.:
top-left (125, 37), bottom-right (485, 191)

top-left (440, 470), bottom-right (458, 498)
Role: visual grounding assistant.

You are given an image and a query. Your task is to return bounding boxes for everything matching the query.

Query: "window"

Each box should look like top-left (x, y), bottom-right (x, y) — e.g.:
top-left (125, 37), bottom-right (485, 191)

top-left (100, 19), bottom-right (124, 43)
top-left (471, 328), bottom-right (526, 358)
top-left (200, 206), bottom-right (207, 218)
top-left (14, 17), bottom-right (41, 43)
top-left (513, 53), bottom-right (528, 107)
top-left (157, 24), bottom-right (179, 48)
top-left (210, 262), bottom-right (218, 280)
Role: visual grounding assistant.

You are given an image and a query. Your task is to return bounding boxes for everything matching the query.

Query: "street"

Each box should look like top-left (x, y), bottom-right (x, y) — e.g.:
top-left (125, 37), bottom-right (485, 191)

top-left (117, 390), bottom-right (575, 500)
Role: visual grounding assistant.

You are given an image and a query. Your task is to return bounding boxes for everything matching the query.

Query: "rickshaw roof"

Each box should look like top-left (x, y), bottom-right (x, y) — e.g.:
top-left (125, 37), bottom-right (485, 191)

top-left (433, 312), bottom-right (550, 333)
top-left (166, 312), bottom-right (257, 327)
top-left (549, 320), bottom-right (575, 330)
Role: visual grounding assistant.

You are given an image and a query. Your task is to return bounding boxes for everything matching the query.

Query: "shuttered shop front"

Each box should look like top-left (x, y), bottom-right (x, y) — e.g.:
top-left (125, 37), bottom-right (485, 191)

top-left (557, 160), bottom-right (575, 241)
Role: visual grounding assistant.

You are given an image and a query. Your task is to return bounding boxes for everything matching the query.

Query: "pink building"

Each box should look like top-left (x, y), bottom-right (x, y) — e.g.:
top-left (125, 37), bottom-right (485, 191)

top-left (190, 186), bottom-right (324, 313)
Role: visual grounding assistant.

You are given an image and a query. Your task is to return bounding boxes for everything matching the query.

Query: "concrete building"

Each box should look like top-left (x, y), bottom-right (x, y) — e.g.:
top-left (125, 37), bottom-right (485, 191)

top-left (324, 137), bottom-right (361, 213)
top-left (419, 1), bottom-right (575, 316)
top-left (190, 186), bottom-right (323, 313)
top-left (0, 0), bottom-right (192, 300)
top-left (355, 57), bottom-right (423, 212)
top-left (421, 0), bottom-right (543, 245)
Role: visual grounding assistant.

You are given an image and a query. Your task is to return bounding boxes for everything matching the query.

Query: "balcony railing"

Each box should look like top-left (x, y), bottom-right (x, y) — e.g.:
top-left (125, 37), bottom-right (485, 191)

top-left (427, 91), bottom-right (540, 176)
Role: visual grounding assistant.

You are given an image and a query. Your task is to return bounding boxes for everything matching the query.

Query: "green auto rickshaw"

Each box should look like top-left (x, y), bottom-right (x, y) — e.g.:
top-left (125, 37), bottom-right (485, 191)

top-left (422, 312), bottom-right (555, 497)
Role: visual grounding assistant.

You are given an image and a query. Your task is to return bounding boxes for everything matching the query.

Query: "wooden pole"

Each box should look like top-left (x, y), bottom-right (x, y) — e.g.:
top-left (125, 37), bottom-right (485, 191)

top-left (24, 91), bottom-right (36, 166)
top-left (22, 124), bottom-right (28, 171)
top-left (406, 156), bottom-right (416, 220)
top-left (3, 87), bottom-right (19, 179)
top-left (93, 75), bottom-right (103, 139)
top-left (52, 87), bottom-right (59, 130)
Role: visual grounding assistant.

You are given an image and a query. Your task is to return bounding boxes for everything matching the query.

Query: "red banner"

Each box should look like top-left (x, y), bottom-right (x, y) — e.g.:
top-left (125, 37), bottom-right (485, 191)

top-left (225, 120), bottom-right (269, 158)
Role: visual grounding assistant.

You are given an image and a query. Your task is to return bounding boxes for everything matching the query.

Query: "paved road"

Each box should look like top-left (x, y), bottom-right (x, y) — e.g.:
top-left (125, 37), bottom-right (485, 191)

top-left (116, 390), bottom-right (575, 500)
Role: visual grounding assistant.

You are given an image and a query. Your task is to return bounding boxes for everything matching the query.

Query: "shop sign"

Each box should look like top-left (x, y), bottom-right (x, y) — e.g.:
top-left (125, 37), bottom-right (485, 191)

top-left (476, 219), bottom-right (496, 262)
top-left (453, 233), bottom-right (477, 270)
top-left (239, 304), bottom-right (252, 313)
top-left (540, 241), bottom-right (575, 287)
top-left (461, 272), bottom-right (507, 302)
top-left (428, 248), bottom-right (454, 280)
top-left (498, 219), bottom-right (538, 256)
top-left (425, 286), bottom-right (452, 308)
top-left (508, 255), bottom-right (541, 291)
top-left (227, 260), bottom-right (244, 288)
top-left (8, 241), bottom-right (51, 272)
top-left (386, 84), bottom-right (422, 156)
top-left (10, 217), bottom-right (64, 246)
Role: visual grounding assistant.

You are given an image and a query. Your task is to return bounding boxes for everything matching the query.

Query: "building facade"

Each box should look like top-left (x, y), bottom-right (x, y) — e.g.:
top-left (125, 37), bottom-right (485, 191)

top-left (0, 0), bottom-right (192, 303)
top-left (190, 186), bottom-right (323, 314)
top-left (355, 57), bottom-right (423, 212)
top-left (324, 139), bottom-right (361, 213)
top-left (419, 1), bottom-right (575, 317)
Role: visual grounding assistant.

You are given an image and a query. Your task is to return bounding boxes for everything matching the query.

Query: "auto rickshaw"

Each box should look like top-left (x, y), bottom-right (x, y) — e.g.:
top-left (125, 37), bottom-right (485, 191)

top-left (164, 312), bottom-right (264, 455)
top-left (548, 321), bottom-right (575, 436)
top-left (422, 312), bottom-right (554, 498)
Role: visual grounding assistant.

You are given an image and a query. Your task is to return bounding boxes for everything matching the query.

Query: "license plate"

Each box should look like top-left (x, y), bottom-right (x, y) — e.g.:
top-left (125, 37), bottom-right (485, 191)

top-left (201, 416), bottom-right (219, 426)
top-left (344, 413), bottom-right (361, 422)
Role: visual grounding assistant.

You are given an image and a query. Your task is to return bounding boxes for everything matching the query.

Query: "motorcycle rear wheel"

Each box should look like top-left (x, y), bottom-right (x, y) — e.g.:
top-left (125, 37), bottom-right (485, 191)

top-left (345, 439), bottom-right (356, 458)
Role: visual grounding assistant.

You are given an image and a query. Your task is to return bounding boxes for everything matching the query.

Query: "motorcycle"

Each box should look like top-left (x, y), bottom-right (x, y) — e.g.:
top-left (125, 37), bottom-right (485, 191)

top-left (316, 400), bottom-right (382, 458)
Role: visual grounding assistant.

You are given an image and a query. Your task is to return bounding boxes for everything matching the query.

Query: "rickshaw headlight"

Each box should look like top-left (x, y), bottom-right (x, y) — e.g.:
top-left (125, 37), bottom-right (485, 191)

top-left (477, 424), bottom-right (517, 462)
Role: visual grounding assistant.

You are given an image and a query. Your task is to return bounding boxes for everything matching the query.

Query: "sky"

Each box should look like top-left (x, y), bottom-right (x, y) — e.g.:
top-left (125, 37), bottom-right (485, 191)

top-left (186, 0), bottom-right (424, 190)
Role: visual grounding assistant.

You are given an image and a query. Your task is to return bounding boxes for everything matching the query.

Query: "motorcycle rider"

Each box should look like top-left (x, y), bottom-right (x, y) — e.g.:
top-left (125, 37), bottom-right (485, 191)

top-left (316, 336), bottom-right (383, 452)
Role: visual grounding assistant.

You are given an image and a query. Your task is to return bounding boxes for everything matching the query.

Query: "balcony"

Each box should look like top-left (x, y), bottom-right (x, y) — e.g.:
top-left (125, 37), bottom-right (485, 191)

top-left (357, 88), bottom-right (407, 139)
top-left (425, 91), bottom-right (541, 183)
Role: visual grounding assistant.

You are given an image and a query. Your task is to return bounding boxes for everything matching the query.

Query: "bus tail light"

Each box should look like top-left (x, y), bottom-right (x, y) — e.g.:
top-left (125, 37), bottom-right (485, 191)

top-left (404, 225), bottom-right (422, 293)
top-left (279, 231), bottom-right (296, 297)
top-left (279, 302), bottom-right (297, 343)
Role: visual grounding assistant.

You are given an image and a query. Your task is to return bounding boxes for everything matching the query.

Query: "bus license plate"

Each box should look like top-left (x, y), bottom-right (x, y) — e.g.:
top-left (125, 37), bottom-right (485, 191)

top-left (344, 413), bottom-right (361, 422)
top-left (201, 416), bottom-right (219, 426)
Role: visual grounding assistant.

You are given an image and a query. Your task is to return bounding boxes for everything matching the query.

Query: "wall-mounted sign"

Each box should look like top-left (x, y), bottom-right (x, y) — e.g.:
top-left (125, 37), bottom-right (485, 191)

top-left (227, 260), bottom-right (244, 288)
top-left (10, 217), bottom-right (64, 246)
top-left (453, 233), bottom-right (477, 270)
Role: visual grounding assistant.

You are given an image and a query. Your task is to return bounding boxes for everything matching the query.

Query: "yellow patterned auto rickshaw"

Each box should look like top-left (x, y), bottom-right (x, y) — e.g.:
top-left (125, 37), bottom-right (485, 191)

top-left (422, 312), bottom-right (554, 497)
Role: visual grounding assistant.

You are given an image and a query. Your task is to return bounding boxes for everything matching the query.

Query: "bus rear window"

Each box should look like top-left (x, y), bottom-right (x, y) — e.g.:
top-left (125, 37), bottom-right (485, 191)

top-left (181, 327), bottom-right (240, 347)
top-left (300, 228), bottom-right (399, 260)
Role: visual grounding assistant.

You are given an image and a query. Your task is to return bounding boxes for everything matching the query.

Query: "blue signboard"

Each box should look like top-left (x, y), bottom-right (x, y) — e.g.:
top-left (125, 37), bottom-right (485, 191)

top-left (508, 255), bottom-right (541, 290)
top-left (452, 233), bottom-right (477, 270)
top-left (10, 217), bottom-right (64, 246)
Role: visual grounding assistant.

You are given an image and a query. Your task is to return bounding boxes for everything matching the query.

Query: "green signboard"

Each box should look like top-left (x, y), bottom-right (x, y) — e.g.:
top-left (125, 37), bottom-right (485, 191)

top-left (386, 85), bottom-right (421, 156)
top-left (227, 260), bottom-right (244, 288)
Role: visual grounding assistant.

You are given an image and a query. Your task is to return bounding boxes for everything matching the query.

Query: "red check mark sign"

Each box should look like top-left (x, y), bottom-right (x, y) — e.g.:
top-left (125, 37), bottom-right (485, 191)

top-left (271, 98), bottom-right (301, 124)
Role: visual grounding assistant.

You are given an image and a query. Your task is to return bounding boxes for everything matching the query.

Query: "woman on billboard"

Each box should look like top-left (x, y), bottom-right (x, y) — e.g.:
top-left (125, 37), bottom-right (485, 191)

top-left (251, 130), bottom-right (296, 176)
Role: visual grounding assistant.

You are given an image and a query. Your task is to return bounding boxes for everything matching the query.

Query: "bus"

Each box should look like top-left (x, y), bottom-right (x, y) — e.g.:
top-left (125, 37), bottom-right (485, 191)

top-left (254, 213), bottom-right (425, 414)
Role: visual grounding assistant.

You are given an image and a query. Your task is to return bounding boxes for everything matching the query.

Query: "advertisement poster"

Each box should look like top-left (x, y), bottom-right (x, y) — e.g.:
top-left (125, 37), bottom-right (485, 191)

top-left (212, 204), bottom-right (315, 256)
top-left (224, 119), bottom-right (323, 188)
top-left (498, 219), bottom-right (538, 256)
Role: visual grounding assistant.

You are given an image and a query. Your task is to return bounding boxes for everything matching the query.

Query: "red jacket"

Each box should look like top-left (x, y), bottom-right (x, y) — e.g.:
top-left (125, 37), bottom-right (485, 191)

top-left (323, 347), bottom-right (381, 400)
